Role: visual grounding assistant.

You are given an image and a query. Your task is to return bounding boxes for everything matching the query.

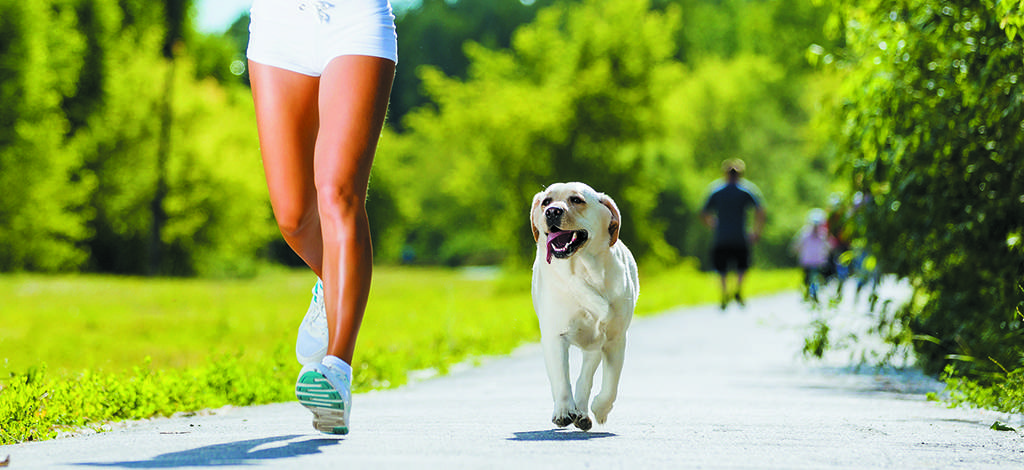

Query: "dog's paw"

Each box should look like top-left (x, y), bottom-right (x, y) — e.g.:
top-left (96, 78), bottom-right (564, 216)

top-left (573, 414), bottom-right (593, 431)
top-left (552, 409), bottom-right (586, 428)
top-left (592, 398), bottom-right (613, 424)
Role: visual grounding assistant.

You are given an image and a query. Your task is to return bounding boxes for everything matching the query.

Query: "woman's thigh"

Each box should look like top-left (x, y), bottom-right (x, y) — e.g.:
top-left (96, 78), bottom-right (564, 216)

top-left (313, 55), bottom-right (395, 203)
top-left (249, 61), bottom-right (321, 230)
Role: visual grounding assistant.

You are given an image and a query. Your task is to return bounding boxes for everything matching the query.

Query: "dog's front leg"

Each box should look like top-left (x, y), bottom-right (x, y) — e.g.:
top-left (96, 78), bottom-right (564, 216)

top-left (541, 334), bottom-right (583, 427)
top-left (571, 350), bottom-right (601, 431)
top-left (591, 338), bottom-right (626, 424)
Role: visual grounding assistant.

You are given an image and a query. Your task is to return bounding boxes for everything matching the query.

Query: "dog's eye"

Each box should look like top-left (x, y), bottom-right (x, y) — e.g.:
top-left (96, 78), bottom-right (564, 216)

top-left (569, 196), bottom-right (586, 205)
top-left (541, 197), bottom-right (552, 207)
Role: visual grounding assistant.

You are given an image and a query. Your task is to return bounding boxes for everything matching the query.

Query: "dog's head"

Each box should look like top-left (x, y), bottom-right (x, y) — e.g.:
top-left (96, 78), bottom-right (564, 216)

top-left (530, 182), bottom-right (621, 264)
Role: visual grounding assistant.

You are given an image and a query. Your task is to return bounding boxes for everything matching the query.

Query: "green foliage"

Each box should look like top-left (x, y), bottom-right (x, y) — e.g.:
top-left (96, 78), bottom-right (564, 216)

top-left (670, 0), bottom-right (833, 71)
top-left (159, 75), bottom-right (275, 277)
top-left (989, 0), bottom-right (1024, 40)
top-left (381, 0), bottom-right (682, 265)
top-left (942, 364), bottom-right (1024, 415)
top-left (0, 0), bottom-right (275, 276)
top-left (0, 354), bottom-right (293, 444)
top-left (1, 0), bottom-right (839, 274)
top-left (376, 0), bottom-right (834, 269)
top-left (814, 0), bottom-right (1024, 410)
top-left (0, 0), bottom-right (92, 271)
top-left (803, 318), bottom-right (831, 359)
top-left (389, 0), bottom-right (558, 126)
top-left (78, 49), bottom-right (271, 277)
top-left (188, 31), bottom-right (246, 84)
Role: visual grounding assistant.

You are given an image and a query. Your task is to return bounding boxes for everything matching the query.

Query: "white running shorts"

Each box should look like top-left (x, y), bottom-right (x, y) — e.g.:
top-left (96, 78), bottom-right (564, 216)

top-left (247, 0), bottom-right (398, 76)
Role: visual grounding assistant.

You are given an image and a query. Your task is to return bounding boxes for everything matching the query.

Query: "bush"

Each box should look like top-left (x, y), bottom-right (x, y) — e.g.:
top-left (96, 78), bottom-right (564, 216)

top-left (0, 351), bottom-right (295, 444)
top-left (813, 0), bottom-right (1024, 411)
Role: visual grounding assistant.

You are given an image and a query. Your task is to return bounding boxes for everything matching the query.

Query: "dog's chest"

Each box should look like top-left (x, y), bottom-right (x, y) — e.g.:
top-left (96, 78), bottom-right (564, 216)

top-left (549, 258), bottom-right (622, 310)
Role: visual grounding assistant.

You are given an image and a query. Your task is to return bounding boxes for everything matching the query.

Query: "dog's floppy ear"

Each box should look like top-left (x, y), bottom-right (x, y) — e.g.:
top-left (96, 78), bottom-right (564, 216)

top-left (600, 194), bottom-right (621, 246)
top-left (531, 191), bottom-right (544, 242)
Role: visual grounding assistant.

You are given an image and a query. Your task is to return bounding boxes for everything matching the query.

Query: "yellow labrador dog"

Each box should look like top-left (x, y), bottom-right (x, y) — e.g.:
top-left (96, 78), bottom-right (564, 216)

top-left (530, 182), bottom-right (639, 431)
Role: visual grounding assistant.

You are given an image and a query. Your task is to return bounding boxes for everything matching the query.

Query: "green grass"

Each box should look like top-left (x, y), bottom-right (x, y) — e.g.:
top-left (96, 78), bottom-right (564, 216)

top-left (0, 264), bottom-right (799, 443)
top-left (635, 259), bottom-right (802, 315)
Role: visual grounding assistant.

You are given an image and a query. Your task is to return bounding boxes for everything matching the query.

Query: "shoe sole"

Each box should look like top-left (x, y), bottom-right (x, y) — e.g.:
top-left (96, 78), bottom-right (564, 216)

top-left (295, 370), bottom-right (349, 435)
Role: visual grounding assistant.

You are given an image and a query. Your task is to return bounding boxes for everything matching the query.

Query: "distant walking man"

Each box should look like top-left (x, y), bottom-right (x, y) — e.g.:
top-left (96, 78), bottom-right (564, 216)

top-left (701, 159), bottom-right (766, 309)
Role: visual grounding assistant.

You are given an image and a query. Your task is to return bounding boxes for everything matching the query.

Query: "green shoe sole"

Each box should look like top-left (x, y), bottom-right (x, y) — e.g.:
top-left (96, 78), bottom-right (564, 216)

top-left (296, 370), bottom-right (349, 435)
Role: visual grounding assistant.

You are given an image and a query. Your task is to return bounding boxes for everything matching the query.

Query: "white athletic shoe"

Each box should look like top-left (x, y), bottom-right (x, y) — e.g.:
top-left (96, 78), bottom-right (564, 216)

top-left (295, 279), bottom-right (328, 366)
top-left (295, 355), bottom-right (352, 435)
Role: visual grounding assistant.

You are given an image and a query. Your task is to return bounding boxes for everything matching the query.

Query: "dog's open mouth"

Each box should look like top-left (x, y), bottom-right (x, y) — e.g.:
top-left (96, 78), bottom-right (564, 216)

top-left (545, 229), bottom-right (589, 263)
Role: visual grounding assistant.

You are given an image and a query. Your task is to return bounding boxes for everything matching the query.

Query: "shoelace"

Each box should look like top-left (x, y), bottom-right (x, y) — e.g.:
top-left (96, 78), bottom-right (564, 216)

top-left (298, 0), bottom-right (336, 23)
top-left (311, 282), bottom-right (327, 330)
top-left (312, 305), bottom-right (327, 331)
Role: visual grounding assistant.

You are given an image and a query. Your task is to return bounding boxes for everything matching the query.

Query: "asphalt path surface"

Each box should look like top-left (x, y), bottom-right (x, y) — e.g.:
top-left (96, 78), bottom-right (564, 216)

top-left (3, 283), bottom-right (1023, 469)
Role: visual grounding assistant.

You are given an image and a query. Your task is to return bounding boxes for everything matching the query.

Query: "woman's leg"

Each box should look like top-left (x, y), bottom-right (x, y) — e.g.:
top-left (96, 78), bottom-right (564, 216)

top-left (315, 55), bottom-right (396, 364)
top-left (248, 61), bottom-right (325, 278)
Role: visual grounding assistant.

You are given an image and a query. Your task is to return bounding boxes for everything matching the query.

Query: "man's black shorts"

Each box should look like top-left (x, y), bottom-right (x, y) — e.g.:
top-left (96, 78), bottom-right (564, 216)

top-left (712, 245), bottom-right (751, 274)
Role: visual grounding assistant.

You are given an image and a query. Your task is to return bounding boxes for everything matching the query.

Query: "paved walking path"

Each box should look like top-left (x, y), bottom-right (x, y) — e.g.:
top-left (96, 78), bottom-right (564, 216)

top-left (3, 284), bottom-right (1023, 469)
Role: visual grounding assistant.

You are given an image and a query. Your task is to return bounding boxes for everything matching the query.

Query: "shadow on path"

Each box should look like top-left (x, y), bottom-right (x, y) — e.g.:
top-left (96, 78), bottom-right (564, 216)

top-left (804, 365), bottom-right (944, 398)
top-left (75, 435), bottom-right (339, 468)
top-left (509, 429), bottom-right (616, 441)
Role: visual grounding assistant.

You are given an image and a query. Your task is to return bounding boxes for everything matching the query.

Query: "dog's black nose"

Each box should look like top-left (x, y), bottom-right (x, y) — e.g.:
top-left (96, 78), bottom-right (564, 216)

top-left (545, 206), bottom-right (564, 226)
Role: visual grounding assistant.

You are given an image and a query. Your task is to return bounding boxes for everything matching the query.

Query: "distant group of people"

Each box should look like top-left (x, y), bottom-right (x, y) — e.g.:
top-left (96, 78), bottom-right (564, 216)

top-left (791, 192), bottom-right (877, 302)
top-left (701, 159), bottom-right (875, 308)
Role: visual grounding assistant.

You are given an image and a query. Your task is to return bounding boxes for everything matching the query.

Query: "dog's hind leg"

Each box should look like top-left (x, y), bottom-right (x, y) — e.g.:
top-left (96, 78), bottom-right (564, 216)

top-left (591, 338), bottom-right (626, 424)
top-left (542, 335), bottom-right (584, 427)
top-left (571, 350), bottom-right (601, 431)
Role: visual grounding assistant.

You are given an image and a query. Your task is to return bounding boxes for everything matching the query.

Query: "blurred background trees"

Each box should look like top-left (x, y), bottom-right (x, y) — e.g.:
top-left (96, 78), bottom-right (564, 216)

top-left (0, 1), bottom-right (91, 271)
top-left (0, 0), bottom-right (838, 274)
top-left (375, 0), bottom-right (837, 267)
top-left (1, 0), bottom-right (272, 276)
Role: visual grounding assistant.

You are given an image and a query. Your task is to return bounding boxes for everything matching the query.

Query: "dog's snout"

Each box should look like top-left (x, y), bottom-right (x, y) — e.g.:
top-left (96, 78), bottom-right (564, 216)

top-left (545, 206), bottom-right (564, 226)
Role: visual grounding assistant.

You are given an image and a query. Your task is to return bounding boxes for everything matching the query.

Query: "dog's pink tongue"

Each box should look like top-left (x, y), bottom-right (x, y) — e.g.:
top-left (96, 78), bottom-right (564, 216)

top-left (545, 231), bottom-right (565, 264)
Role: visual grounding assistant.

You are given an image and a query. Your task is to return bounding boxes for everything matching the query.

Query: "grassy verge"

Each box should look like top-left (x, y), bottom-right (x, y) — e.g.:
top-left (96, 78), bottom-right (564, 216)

top-left (0, 264), bottom-right (799, 443)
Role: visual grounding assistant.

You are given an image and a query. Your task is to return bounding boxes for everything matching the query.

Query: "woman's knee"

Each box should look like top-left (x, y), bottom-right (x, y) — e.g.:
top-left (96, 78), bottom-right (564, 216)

top-left (316, 183), bottom-right (368, 223)
top-left (274, 204), bottom-right (319, 239)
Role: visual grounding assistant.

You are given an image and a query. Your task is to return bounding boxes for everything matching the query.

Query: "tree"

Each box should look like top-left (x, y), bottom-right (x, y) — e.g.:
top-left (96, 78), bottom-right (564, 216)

top-left (377, 0), bottom-right (685, 265)
top-left (0, 0), bottom-right (841, 274)
top-left (147, 0), bottom-right (194, 275)
top-left (375, 0), bottom-right (835, 268)
top-left (58, 0), bottom-right (273, 276)
top-left (0, 0), bottom-right (91, 271)
top-left (818, 0), bottom-right (1024, 378)
top-left (389, 0), bottom-right (559, 129)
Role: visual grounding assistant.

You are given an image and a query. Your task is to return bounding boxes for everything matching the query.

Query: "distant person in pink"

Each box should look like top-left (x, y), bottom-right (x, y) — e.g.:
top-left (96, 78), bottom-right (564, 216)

top-left (791, 208), bottom-right (834, 301)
